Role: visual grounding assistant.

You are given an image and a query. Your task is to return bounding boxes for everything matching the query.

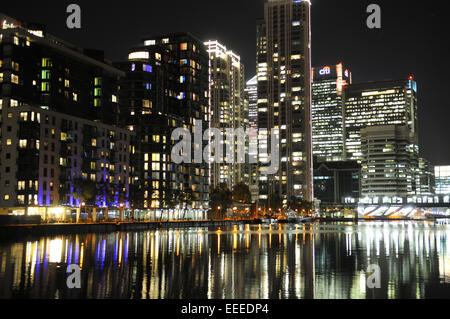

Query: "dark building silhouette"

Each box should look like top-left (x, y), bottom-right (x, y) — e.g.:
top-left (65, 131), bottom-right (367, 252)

top-left (313, 160), bottom-right (361, 206)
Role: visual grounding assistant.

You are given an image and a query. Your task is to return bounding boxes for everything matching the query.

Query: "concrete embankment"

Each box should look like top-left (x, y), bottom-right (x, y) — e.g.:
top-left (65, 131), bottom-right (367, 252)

top-left (0, 220), bottom-right (254, 239)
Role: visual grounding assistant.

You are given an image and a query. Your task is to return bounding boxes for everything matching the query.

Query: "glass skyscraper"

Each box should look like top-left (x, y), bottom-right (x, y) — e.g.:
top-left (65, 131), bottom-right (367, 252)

top-left (312, 63), bottom-right (351, 162)
top-left (344, 77), bottom-right (418, 161)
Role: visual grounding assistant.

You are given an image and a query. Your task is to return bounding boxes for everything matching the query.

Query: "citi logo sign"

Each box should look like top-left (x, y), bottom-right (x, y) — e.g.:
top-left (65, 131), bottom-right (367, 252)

top-left (319, 66), bottom-right (331, 75)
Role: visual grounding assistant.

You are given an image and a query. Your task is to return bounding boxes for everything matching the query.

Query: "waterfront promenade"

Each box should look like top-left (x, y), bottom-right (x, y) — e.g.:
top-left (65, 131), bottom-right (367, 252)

top-left (0, 219), bottom-right (255, 239)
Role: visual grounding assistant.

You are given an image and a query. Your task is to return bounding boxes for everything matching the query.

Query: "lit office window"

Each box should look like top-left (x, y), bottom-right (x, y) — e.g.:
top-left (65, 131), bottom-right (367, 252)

top-left (143, 64), bottom-right (152, 72)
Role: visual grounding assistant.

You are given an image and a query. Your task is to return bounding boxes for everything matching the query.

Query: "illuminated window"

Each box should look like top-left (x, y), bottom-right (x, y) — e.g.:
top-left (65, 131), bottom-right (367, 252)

top-left (143, 64), bottom-right (152, 72)
top-left (41, 82), bottom-right (50, 92)
top-left (142, 99), bottom-right (152, 108)
top-left (6, 139), bottom-right (12, 146)
top-left (17, 195), bottom-right (25, 204)
top-left (11, 74), bottom-right (19, 84)
top-left (73, 93), bottom-right (78, 101)
top-left (42, 70), bottom-right (50, 80)
top-left (12, 62), bottom-right (19, 71)
top-left (4, 195), bottom-right (10, 201)
top-left (94, 77), bottom-right (102, 86)
top-left (128, 51), bottom-right (149, 60)
top-left (112, 95), bottom-right (117, 103)
top-left (20, 112), bottom-right (29, 121)
top-left (91, 139), bottom-right (97, 147)
top-left (94, 88), bottom-right (102, 97)
top-left (94, 98), bottom-right (101, 107)
top-left (180, 76), bottom-right (185, 83)
top-left (10, 99), bottom-right (18, 107)
top-left (19, 140), bottom-right (27, 148)
top-left (155, 53), bottom-right (161, 61)
top-left (152, 153), bottom-right (160, 161)
top-left (42, 58), bottom-right (52, 68)
top-left (64, 79), bottom-right (70, 88)
top-left (180, 43), bottom-right (188, 51)
top-left (0, 73), bottom-right (3, 82)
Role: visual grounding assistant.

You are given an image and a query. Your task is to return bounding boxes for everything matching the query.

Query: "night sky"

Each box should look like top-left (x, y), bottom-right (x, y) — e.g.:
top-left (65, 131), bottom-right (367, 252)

top-left (2, 0), bottom-right (450, 165)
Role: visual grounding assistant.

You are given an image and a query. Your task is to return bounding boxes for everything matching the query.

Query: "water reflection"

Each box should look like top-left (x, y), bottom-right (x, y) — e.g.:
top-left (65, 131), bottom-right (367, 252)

top-left (0, 221), bottom-right (449, 299)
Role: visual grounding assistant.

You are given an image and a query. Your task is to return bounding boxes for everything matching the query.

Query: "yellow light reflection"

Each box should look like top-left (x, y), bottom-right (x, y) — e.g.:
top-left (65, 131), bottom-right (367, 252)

top-left (49, 239), bottom-right (63, 263)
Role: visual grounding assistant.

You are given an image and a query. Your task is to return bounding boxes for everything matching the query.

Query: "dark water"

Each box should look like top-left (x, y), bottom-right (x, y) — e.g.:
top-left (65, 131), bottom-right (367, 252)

top-left (0, 221), bottom-right (449, 299)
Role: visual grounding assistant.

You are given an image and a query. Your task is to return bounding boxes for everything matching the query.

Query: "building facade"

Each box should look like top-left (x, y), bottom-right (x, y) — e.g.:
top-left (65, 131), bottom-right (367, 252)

top-left (0, 14), bottom-right (134, 212)
top-left (312, 63), bottom-right (351, 162)
top-left (0, 106), bottom-right (134, 210)
top-left (416, 157), bottom-right (435, 196)
top-left (313, 160), bottom-right (361, 206)
top-left (245, 75), bottom-right (259, 202)
top-left (360, 125), bottom-right (418, 199)
top-left (0, 14), bottom-right (123, 126)
top-left (257, 0), bottom-right (313, 207)
top-left (116, 33), bottom-right (210, 211)
top-left (344, 77), bottom-right (418, 162)
top-left (435, 166), bottom-right (450, 195)
top-left (204, 40), bottom-right (248, 190)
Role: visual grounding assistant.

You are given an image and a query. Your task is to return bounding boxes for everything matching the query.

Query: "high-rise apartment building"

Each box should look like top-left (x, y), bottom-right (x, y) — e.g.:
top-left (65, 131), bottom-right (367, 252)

top-left (0, 14), bottom-right (123, 126)
top-left (0, 14), bottom-right (134, 211)
top-left (257, 0), bottom-right (313, 207)
top-left (204, 40), bottom-right (248, 189)
top-left (116, 33), bottom-right (210, 211)
top-left (312, 63), bottom-right (351, 162)
top-left (344, 77), bottom-right (418, 161)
